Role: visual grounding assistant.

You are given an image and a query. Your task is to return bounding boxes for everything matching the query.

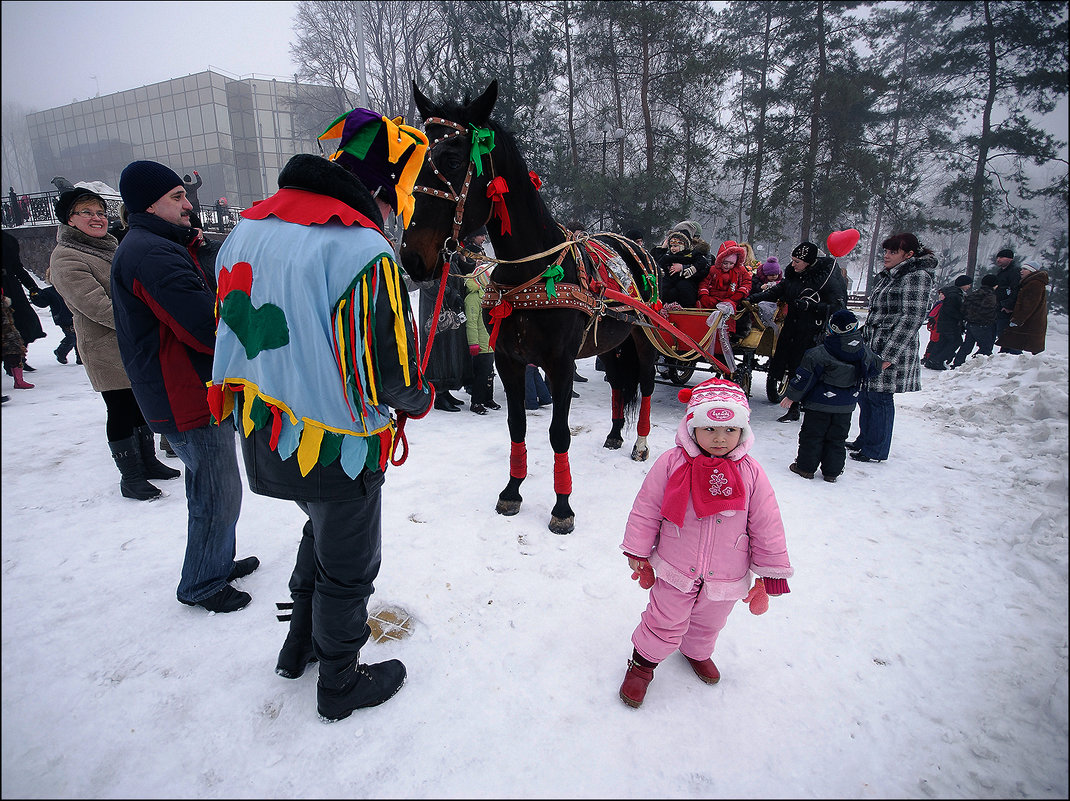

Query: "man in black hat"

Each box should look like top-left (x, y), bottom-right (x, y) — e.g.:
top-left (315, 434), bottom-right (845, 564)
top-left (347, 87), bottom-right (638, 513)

top-left (749, 241), bottom-right (848, 421)
top-left (210, 109), bottom-right (433, 722)
top-left (111, 160), bottom-right (257, 615)
top-left (992, 248), bottom-right (1021, 353)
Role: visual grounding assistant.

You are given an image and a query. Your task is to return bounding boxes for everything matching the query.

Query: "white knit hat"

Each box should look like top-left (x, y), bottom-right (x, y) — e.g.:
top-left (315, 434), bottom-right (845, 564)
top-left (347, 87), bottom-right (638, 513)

top-left (679, 378), bottom-right (751, 441)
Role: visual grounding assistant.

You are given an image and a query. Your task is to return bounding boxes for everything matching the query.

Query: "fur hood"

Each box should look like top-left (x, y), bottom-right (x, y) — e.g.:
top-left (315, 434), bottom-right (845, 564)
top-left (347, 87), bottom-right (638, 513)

top-left (277, 153), bottom-right (384, 230)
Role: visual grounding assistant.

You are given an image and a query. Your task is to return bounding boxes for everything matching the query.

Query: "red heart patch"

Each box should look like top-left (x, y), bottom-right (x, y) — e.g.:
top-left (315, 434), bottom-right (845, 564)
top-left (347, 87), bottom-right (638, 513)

top-left (218, 261), bottom-right (253, 302)
top-left (826, 229), bottom-right (860, 258)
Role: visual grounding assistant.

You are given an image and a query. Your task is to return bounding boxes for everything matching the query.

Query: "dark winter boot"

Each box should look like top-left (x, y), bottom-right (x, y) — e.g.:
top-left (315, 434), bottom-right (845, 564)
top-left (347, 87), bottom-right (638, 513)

top-left (317, 657), bottom-right (407, 722)
top-left (777, 402), bottom-right (800, 423)
top-left (159, 433), bottom-right (176, 457)
top-left (619, 650), bottom-right (657, 708)
top-left (276, 596), bottom-right (317, 679)
top-left (109, 436), bottom-right (162, 501)
top-left (136, 425), bottom-right (181, 480)
top-left (684, 655), bottom-right (721, 685)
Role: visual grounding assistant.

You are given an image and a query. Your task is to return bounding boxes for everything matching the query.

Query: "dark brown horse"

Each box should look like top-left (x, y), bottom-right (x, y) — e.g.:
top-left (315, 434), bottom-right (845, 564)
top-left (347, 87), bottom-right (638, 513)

top-left (400, 81), bottom-right (659, 534)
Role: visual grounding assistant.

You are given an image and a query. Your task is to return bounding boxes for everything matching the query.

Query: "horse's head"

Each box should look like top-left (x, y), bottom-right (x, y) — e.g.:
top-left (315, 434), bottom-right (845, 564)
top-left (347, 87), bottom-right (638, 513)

top-left (400, 81), bottom-right (499, 282)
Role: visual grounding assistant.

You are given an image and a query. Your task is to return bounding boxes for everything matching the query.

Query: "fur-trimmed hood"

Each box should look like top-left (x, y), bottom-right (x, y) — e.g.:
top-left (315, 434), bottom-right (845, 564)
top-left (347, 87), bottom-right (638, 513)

top-left (277, 153), bottom-right (384, 230)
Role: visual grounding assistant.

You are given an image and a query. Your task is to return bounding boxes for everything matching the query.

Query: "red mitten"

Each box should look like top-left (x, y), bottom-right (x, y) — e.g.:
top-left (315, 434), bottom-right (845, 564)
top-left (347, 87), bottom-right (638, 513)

top-left (629, 559), bottom-right (655, 589)
top-left (469, 344), bottom-right (480, 356)
top-left (743, 577), bottom-right (769, 615)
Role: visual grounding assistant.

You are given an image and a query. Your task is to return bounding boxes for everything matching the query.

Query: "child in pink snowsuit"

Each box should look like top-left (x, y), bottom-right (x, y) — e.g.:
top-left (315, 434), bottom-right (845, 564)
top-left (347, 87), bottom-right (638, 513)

top-left (618, 377), bottom-right (793, 708)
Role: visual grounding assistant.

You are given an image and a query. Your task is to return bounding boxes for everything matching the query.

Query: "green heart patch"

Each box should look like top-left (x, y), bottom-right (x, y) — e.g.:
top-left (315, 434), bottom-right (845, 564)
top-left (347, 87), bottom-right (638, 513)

top-left (220, 291), bottom-right (289, 359)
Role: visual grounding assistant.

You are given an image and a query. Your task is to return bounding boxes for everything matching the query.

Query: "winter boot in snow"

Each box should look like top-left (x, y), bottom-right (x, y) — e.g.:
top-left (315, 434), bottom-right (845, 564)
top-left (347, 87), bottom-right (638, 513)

top-left (317, 657), bottom-right (407, 722)
top-left (109, 436), bottom-right (161, 500)
top-left (159, 433), bottom-right (176, 456)
top-left (685, 655), bottom-right (721, 685)
top-left (136, 425), bottom-right (181, 480)
top-left (276, 596), bottom-right (317, 679)
top-left (619, 650), bottom-right (657, 708)
top-left (12, 367), bottom-right (34, 389)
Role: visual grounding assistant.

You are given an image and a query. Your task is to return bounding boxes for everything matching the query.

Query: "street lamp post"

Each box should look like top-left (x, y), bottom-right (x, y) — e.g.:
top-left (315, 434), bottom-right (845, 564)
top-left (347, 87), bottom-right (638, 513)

top-left (598, 125), bottom-right (625, 230)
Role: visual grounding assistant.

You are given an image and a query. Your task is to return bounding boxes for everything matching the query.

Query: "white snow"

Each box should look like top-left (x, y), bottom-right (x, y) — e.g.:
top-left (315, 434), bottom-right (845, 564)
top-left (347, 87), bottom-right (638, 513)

top-left (2, 305), bottom-right (1067, 798)
top-left (72, 180), bottom-right (120, 197)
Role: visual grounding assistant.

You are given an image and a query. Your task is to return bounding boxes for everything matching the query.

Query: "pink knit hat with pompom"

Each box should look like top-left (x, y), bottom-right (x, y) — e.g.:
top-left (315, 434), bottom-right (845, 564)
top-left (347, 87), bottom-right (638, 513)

top-left (678, 378), bottom-right (751, 441)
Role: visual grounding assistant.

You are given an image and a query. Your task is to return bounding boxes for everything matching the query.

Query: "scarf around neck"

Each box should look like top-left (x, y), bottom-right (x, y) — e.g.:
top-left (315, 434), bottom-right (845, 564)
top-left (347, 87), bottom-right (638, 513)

top-left (661, 450), bottom-right (747, 526)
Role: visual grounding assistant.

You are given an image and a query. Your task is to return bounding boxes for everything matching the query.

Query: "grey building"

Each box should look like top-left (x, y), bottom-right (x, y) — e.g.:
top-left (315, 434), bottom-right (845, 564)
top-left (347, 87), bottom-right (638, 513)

top-left (26, 69), bottom-right (331, 210)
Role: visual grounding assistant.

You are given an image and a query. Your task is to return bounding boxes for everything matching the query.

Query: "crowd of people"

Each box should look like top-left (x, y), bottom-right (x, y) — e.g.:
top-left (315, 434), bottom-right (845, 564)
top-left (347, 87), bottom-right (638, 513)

top-left (1, 129), bottom-right (1056, 722)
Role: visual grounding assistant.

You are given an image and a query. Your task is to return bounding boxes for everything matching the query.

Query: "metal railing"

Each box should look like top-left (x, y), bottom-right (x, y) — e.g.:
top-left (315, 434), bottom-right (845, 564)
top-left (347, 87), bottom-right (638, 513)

top-left (2, 190), bottom-right (244, 234)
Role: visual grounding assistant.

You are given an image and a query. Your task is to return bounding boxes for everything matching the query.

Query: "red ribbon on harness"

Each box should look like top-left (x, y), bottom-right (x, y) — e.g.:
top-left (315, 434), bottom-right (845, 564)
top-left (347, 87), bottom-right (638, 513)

top-left (529, 171), bottom-right (541, 190)
top-left (486, 176), bottom-right (512, 236)
top-left (487, 299), bottom-right (512, 350)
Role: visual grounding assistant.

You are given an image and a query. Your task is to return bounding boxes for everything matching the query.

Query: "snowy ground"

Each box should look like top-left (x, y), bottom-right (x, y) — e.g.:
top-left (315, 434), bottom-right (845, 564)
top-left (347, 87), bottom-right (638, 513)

top-left (2, 305), bottom-right (1067, 799)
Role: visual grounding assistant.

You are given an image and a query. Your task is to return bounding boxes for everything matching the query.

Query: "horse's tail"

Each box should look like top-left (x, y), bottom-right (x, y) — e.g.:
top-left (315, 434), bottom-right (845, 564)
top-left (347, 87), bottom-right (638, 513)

top-left (603, 337), bottom-right (642, 420)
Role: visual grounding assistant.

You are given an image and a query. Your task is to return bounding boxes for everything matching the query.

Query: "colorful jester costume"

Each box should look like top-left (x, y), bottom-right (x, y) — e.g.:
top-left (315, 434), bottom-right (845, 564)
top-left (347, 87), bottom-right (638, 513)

top-left (210, 111), bottom-right (431, 481)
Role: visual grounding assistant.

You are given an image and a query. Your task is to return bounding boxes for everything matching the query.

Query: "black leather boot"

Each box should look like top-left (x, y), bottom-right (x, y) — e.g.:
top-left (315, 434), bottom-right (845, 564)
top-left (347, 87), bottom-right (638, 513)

top-left (136, 425), bottom-right (181, 479)
top-left (276, 595), bottom-right (317, 679)
top-left (317, 657), bottom-right (407, 722)
top-left (109, 436), bottom-right (161, 501)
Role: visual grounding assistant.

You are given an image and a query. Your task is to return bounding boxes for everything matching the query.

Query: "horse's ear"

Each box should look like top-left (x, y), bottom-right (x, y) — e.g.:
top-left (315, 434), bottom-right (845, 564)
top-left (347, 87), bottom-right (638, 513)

top-left (413, 81), bottom-right (435, 121)
top-left (467, 80), bottom-right (498, 124)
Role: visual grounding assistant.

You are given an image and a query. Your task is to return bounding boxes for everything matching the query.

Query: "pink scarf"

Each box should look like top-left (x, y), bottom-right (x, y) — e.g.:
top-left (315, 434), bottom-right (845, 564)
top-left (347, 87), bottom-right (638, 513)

top-left (661, 451), bottom-right (747, 526)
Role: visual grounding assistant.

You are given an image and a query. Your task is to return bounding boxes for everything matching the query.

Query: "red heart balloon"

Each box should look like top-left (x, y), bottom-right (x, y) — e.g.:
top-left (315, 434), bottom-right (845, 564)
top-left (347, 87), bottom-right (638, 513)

top-left (826, 229), bottom-right (860, 258)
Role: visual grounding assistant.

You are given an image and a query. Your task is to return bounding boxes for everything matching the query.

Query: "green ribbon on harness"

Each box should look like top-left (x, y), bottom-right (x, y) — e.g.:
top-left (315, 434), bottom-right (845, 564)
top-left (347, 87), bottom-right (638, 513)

top-left (543, 264), bottom-right (565, 298)
top-left (468, 125), bottom-right (495, 177)
top-left (641, 273), bottom-right (658, 300)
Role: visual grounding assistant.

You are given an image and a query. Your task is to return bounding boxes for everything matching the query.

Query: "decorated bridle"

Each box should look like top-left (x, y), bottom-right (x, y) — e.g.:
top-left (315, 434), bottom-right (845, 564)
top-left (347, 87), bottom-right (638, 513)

top-left (412, 117), bottom-right (491, 263)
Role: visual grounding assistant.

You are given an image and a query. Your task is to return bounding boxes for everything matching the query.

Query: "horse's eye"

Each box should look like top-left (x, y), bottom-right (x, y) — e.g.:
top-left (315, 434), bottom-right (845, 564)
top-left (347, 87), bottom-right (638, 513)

top-left (442, 153), bottom-right (465, 171)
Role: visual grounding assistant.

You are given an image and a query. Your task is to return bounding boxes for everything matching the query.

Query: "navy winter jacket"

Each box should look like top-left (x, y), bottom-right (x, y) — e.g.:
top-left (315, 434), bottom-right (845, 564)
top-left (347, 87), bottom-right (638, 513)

top-left (111, 212), bottom-right (218, 433)
top-left (785, 329), bottom-right (880, 414)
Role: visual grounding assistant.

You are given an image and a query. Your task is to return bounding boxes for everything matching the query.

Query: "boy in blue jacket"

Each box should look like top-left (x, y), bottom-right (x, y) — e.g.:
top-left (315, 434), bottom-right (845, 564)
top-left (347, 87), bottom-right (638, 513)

top-left (780, 309), bottom-right (879, 482)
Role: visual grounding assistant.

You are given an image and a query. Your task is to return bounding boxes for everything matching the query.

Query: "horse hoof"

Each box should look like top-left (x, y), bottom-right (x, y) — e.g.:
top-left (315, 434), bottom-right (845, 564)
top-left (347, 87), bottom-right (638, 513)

top-left (631, 446), bottom-right (649, 462)
top-left (549, 515), bottom-right (575, 535)
top-left (604, 437), bottom-right (623, 450)
top-left (496, 499), bottom-right (522, 516)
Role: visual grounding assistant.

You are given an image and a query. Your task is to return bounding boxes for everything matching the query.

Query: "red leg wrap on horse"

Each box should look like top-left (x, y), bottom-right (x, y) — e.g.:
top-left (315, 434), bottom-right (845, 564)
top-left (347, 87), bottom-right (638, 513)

top-left (612, 389), bottom-right (624, 419)
top-left (637, 395), bottom-right (651, 436)
top-left (510, 441), bottom-right (527, 479)
top-left (553, 452), bottom-right (572, 495)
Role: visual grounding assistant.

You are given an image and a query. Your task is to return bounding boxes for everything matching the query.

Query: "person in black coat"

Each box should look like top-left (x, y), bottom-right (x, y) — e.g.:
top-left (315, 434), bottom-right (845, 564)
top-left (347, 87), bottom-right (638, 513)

top-left (655, 230), bottom-right (709, 308)
top-left (924, 275), bottom-right (970, 370)
top-left (952, 274), bottom-right (1000, 365)
top-left (2, 231), bottom-right (45, 372)
top-left (29, 284), bottom-right (78, 363)
top-left (749, 241), bottom-right (848, 420)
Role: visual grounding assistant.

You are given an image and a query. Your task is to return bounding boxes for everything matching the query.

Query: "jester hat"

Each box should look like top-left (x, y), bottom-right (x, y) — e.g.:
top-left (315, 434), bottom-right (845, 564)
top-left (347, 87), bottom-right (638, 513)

top-left (319, 108), bottom-right (429, 227)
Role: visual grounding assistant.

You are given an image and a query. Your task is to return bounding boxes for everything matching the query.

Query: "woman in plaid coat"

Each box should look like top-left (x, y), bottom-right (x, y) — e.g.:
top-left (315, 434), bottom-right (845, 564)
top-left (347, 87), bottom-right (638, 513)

top-left (849, 233), bottom-right (936, 463)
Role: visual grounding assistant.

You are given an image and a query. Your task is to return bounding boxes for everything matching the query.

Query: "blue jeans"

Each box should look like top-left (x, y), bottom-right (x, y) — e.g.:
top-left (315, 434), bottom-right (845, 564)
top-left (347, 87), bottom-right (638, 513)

top-left (953, 323), bottom-right (996, 365)
top-left (165, 422), bottom-right (243, 603)
top-left (525, 365), bottom-right (552, 409)
top-left (857, 389), bottom-right (895, 461)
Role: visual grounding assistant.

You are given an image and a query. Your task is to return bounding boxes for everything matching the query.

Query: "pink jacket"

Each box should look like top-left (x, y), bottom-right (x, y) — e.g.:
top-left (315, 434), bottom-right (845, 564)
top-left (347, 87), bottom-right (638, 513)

top-left (620, 416), bottom-right (793, 601)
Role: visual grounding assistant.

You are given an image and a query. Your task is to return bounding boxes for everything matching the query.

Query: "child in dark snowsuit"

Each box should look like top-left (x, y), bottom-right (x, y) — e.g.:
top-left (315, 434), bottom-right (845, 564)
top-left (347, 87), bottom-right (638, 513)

top-left (656, 231), bottom-right (709, 308)
top-left (781, 309), bottom-right (879, 482)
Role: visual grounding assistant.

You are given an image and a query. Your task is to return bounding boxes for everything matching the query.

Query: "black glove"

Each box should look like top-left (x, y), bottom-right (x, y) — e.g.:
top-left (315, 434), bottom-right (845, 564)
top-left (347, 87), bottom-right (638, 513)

top-left (793, 296), bottom-right (812, 311)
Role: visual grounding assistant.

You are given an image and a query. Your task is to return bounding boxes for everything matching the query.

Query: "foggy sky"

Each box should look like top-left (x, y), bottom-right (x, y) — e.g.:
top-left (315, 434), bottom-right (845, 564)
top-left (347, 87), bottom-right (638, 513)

top-left (1, 1), bottom-right (301, 113)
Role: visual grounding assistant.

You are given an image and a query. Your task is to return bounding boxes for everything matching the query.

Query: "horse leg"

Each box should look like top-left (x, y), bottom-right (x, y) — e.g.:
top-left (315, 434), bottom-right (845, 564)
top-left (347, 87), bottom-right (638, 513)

top-left (605, 388), bottom-right (625, 450)
top-left (631, 350), bottom-right (657, 462)
top-left (544, 366), bottom-right (576, 534)
top-left (496, 359), bottom-right (528, 516)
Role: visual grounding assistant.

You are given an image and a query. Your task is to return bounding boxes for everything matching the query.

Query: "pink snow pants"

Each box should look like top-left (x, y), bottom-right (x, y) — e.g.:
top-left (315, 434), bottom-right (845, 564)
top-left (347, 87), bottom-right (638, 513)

top-left (632, 577), bottom-right (737, 664)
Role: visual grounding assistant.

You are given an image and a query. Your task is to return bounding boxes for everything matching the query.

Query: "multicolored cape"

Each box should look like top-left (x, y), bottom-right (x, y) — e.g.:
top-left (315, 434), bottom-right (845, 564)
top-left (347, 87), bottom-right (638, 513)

top-left (209, 188), bottom-right (419, 478)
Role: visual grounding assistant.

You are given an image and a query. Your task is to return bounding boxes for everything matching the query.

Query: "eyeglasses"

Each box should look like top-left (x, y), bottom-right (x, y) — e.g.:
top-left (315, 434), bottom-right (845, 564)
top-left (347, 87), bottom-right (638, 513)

top-left (74, 210), bottom-right (109, 219)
